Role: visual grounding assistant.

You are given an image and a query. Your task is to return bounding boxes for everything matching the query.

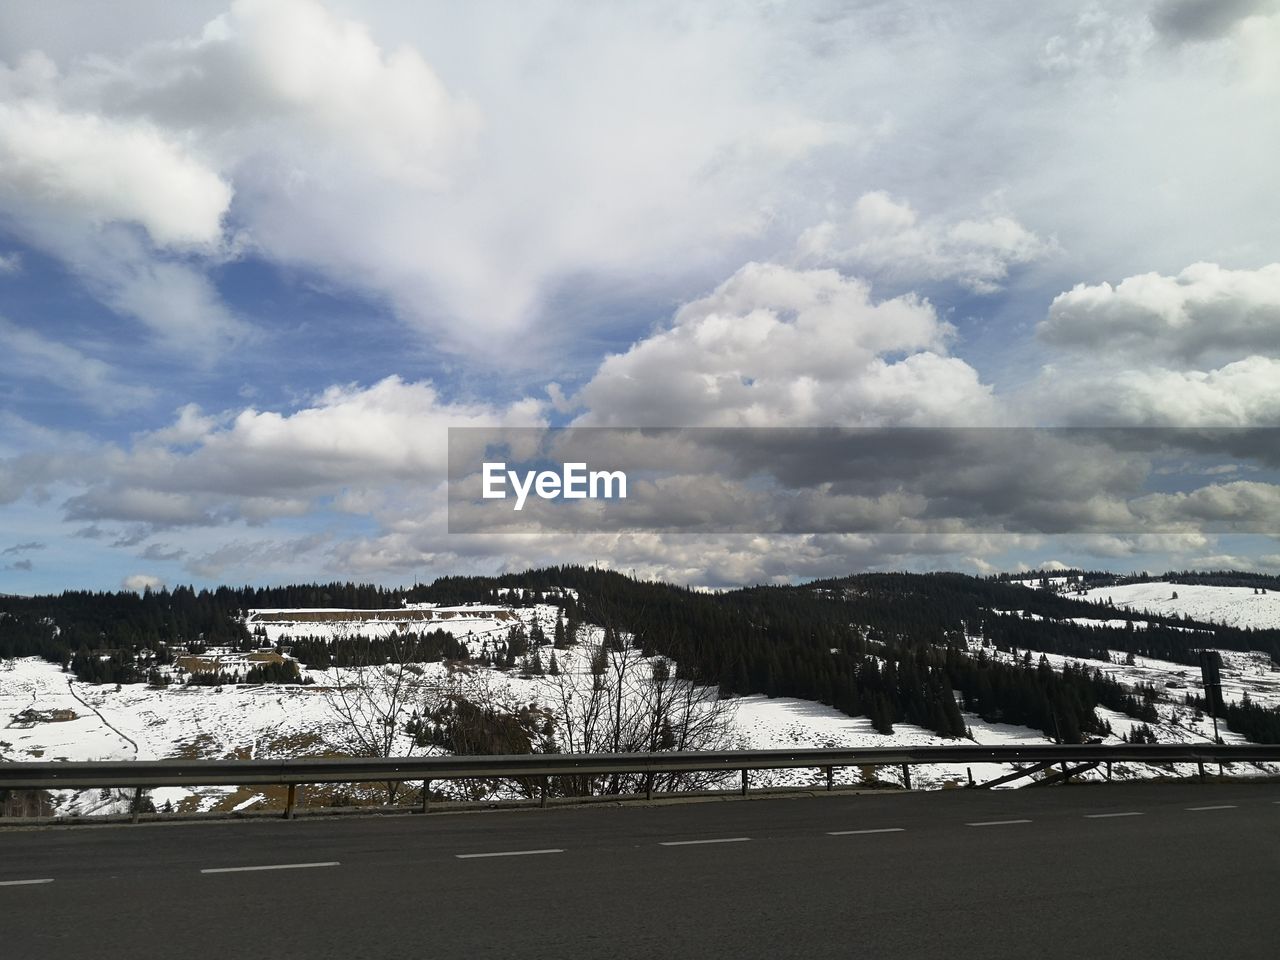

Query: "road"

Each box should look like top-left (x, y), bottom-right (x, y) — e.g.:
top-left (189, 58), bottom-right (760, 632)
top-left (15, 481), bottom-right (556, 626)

top-left (3, 782), bottom-right (1278, 959)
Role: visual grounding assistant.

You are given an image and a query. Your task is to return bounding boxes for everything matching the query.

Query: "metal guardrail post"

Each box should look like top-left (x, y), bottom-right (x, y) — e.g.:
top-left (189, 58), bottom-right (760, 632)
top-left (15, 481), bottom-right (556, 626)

top-left (901, 764), bottom-right (911, 790)
top-left (131, 786), bottom-right (142, 824)
top-left (825, 766), bottom-right (834, 791)
top-left (285, 783), bottom-right (297, 819)
top-left (541, 775), bottom-right (549, 808)
top-left (421, 779), bottom-right (431, 814)
top-left (645, 772), bottom-right (654, 801)
top-left (741, 769), bottom-right (749, 797)
top-left (1198, 761), bottom-right (1206, 781)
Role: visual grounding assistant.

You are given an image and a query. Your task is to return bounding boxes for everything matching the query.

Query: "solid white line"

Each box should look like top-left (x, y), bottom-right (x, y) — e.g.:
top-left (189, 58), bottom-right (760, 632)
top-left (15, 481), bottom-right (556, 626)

top-left (658, 837), bottom-right (751, 846)
top-left (0, 878), bottom-right (54, 887)
top-left (200, 861), bottom-right (339, 874)
top-left (966, 819), bottom-right (1032, 827)
top-left (1187, 805), bottom-right (1237, 811)
top-left (827, 828), bottom-right (905, 836)
top-left (1085, 812), bottom-right (1144, 819)
top-left (455, 849), bottom-right (564, 859)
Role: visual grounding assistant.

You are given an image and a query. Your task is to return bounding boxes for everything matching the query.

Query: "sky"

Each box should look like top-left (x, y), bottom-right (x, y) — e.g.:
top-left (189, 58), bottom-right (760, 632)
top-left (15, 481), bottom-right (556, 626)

top-left (1, 0), bottom-right (1279, 593)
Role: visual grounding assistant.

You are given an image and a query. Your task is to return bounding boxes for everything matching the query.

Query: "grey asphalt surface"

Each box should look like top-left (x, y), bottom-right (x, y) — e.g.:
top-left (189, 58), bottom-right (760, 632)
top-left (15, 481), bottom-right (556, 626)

top-left (3, 782), bottom-right (1278, 959)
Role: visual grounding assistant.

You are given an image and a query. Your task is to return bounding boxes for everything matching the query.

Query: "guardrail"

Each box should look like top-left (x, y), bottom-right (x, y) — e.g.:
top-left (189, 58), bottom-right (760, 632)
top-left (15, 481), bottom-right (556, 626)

top-left (3, 743), bottom-right (1277, 822)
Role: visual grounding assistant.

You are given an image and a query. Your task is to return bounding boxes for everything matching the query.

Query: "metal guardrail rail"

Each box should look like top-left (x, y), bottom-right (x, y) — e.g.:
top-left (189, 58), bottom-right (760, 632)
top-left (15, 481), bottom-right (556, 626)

top-left (3, 743), bottom-right (1276, 791)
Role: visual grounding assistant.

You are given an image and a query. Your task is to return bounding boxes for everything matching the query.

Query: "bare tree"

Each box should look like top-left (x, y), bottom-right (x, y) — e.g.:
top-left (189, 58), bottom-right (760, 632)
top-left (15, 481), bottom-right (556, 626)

top-left (322, 627), bottom-right (446, 803)
top-left (536, 609), bottom-right (738, 797)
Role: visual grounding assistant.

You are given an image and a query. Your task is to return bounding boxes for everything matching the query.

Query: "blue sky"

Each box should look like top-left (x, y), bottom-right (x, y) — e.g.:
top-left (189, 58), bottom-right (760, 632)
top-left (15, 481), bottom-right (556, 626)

top-left (2, 0), bottom-right (1279, 593)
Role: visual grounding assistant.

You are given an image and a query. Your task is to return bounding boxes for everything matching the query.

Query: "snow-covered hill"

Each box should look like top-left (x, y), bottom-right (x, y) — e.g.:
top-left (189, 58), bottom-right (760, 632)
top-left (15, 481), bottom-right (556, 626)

top-left (1074, 582), bottom-right (1280, 630)
top-left (7, 584), bottom-right (1280, 818)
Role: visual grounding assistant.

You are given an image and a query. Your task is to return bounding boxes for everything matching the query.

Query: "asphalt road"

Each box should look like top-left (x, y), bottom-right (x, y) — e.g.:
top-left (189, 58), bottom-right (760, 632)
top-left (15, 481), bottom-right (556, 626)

top-left (3, 782), bottom-right (1278, 959)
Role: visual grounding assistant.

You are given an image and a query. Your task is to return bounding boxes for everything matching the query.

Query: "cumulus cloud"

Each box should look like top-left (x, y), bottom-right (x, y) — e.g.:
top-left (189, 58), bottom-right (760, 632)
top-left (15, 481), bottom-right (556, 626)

top-left (797, 192), bottom-right (1052, 293)
top-left (99, 0), bottom-right (482, 188)
top-left (1039, 356), bottom-right (1280, 427)
top-left (1039, 262), bottom-right (1280, 366)
top-left (570, 262), bottom-right (998, 428)
top-left (58, 375), bottom-right (544, 528)
top-left (121, 573), bottom-right (164, 592)
top-left (0, 98), bottom-right (230, 248)
top-left (0, 251), bottom-right (21, 274)
top-left (1032, 262), bottom-right (1280, 430)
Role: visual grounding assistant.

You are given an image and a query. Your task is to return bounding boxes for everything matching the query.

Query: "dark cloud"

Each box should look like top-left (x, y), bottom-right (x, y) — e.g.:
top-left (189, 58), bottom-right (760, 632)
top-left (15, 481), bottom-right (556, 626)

top-left (140, 543), bottom-right (186, 562)
top-left (1151, 0), bottom-right (1274, 42)
top-left (448, 427), bottom-right (1280, 536)
top-left (1, 540), bottom-right (43, 555)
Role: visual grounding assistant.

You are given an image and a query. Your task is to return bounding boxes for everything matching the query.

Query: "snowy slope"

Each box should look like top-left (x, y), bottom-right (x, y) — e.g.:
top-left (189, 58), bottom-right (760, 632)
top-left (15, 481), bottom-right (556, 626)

top-left (1075, 582), bottom-right (1280, 630)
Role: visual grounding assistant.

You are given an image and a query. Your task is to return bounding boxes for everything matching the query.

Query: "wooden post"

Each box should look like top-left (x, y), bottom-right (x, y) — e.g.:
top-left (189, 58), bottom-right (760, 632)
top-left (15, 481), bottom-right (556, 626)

top-left (420, 779), bottom-right (431, 814)
top-left (825, 766), bottom-right (834, 792)
top-left (131, 786), bottom-right (143, 824)
top-left (741, 769), bottom-right (749, 797)
top-left (285, 783), bottom-right (297, 820)
top-left (901, 764), bottom-right (911, 791)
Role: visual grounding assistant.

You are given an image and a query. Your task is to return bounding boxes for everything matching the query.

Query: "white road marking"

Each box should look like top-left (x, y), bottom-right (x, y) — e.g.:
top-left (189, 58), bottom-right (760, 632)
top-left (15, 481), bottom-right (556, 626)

top-left (455, 849), bottom-right (564, 859)
top-left (0, 878), bottom-right (54, 887)
top-left (200, 861), bottom-right (339, 874)
top-left (1084, 812), bottom-right (1144, 819)
top-left (966, 819), bottom-right (1032, 827)
top-left (659, 837), bottom-right (751, 846)
top-left (1187, 805), bottom-right (1237, 811)
top-left (827, 828), bottom-right (905, 836)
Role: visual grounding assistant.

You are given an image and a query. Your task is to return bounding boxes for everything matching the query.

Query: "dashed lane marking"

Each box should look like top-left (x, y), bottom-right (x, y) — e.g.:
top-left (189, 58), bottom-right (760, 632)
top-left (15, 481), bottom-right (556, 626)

top-left (201, 862), bottom-right (339, 874)
top-left (455, 849), bottom-right (565, 859)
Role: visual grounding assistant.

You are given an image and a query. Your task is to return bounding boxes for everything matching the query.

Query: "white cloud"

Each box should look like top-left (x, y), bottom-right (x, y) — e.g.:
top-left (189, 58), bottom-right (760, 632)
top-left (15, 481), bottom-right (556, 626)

top-left (571, 262), bottom-right (998, 427)
top-left (0, 55), bottom-right (244, 353)
top-left (121, 572), bottom-right (164, 592)
top-left (1039, 5), bottom-right (1154, 77)
top-left (99, 0), bottom-right (482, 189)
top-left (1039, 262), bottom-right (1280, 366)
top-left (59, 375), bottom-right (545, 527)
top-left (1038, 355), bottom-right (1280, 426)
top-left (0, 251), bottom-right (21, 274)
top-left (797, 192), bottom-right (1052, 293)
top-left (0, 98), bottom-right (230, 248)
